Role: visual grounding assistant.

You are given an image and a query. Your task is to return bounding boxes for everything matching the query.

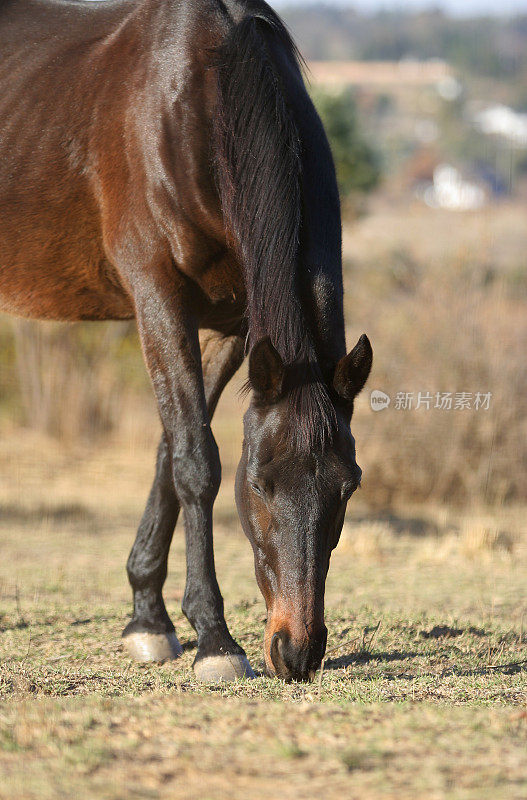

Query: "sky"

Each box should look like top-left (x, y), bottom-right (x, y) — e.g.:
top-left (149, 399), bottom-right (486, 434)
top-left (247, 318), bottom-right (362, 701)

top-left (273, 0), bottom-right (527, 16)
top-left (81, 0), bottom-right (527, 13)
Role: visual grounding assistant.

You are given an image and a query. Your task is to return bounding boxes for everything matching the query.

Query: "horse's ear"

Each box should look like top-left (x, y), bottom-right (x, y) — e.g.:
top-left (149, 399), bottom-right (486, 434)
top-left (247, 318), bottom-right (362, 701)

top-left (248, 337), bottom-right (285, 404)
top-left (333, 334), bottom-right (373, 403)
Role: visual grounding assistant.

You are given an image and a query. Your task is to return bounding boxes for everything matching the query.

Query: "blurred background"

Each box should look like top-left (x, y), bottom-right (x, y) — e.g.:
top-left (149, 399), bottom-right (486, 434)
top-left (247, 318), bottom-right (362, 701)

top-left (0, 1), bottom-right (526, 529)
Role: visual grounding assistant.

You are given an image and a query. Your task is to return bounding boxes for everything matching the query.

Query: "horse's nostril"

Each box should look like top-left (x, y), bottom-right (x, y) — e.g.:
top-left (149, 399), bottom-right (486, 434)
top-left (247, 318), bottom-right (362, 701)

top-left (270, 631), bottom-right (287, 675)
top-left (270, 629), bottom-right (326, 682)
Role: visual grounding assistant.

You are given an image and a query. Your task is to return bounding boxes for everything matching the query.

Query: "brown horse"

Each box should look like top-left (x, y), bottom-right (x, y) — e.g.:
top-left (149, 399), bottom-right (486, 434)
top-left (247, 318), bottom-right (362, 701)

top-left (0, 0), bottom-right (372, 681)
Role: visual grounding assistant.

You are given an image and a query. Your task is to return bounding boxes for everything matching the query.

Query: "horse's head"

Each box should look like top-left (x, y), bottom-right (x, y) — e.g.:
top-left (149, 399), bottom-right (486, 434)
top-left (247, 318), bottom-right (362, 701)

top-left (235, 334), bottom-right (372, 681)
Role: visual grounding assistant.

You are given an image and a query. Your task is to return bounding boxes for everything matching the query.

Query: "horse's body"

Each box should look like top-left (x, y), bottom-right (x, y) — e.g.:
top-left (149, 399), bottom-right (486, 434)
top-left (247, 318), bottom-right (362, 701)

top-left (0, 0), bottom-right (372, 681)
top-left (0, 0), bottom-right (238, 323)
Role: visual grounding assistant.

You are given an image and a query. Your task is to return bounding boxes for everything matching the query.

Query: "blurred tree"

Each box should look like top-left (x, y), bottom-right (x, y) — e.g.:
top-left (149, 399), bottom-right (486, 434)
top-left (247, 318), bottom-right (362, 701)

top-left (311, 88), bottom-right (381, 201)
top-left (284, 8), bottom-right (527, 83)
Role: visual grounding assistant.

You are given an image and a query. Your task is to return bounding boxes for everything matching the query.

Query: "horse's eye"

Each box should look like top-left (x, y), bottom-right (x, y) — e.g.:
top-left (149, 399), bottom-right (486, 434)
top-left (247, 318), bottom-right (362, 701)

top-left (250, 481), bottom-right (264, 497)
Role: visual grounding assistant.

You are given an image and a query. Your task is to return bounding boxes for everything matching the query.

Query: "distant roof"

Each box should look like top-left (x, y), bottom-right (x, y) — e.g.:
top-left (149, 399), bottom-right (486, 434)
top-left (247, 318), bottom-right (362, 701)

top-left (308, 60), bottom-right (453, 87)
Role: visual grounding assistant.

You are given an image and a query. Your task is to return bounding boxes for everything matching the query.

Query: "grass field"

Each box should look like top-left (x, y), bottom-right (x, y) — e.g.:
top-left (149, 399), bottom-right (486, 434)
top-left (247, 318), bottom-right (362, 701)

top-left (0, 198), bottom-right (525, 799)
top-left (0, 416), bottom-right (526, 799)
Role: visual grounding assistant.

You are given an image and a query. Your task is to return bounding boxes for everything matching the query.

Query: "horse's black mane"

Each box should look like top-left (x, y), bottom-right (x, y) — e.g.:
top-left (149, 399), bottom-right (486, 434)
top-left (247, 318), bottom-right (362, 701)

top-left (213, 3), bottom-right (337, 449)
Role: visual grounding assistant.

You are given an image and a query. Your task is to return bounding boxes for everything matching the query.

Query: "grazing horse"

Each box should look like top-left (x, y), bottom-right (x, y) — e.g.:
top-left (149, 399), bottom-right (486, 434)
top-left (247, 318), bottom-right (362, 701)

top-left (0, 0), bottom-right (372, 681)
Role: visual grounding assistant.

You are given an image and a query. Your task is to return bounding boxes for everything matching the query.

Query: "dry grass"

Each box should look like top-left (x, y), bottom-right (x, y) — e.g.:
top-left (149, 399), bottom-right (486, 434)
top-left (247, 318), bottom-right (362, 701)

top-left (344, 199), bottom-right (527, 507)
top-left (2, 697), bottom-right (527, 800)
top-left (459, 517), bottom-right (519, 558)
top-left (8, 320), bottom-right (136, 440)
top-left (339, 520), bottom-right (394, 560)
top-left (0, 430), bottom-right (526, 798)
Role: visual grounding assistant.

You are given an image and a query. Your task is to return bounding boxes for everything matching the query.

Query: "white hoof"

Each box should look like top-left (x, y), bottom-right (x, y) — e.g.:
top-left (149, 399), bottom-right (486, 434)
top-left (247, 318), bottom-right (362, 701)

top-left (193, 654), bottom-right (255, 682)
top-left (123, 631), bottom-right (183, 663)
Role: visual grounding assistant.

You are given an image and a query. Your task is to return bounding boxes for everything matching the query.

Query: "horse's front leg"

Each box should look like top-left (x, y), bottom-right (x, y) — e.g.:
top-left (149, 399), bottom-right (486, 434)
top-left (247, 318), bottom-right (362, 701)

top-left (123, 430), bottom-right (182, 662)
top-left (123, 331), bottom-right (245, 665)
top-left (125, 270), bottom-right (252, 680)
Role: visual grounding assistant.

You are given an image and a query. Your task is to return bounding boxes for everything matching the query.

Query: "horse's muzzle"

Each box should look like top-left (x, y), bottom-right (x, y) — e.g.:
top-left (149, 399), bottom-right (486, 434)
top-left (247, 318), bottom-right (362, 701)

top-left (269, 627), bottom-right (328, 682)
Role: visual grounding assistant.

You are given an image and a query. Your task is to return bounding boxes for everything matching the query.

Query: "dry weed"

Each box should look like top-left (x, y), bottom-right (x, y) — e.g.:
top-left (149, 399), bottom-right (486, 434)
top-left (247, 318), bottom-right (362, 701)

top-left (339, 520), bottom-right (394, 560)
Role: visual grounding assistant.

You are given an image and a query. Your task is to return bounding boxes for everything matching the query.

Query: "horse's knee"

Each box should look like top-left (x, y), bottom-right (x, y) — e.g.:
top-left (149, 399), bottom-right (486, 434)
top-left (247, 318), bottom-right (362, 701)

top-left (172, 432), bottom-right (221, 508)
top-left (126, 549), bottom-right (166, 591)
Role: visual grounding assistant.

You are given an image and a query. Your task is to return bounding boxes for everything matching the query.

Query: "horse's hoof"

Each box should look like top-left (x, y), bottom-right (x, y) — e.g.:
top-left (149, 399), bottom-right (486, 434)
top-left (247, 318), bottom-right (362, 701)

top-left (193, 654), bottom-right (255, 682)
top-left (123, 631), bottom-right (183, 663)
